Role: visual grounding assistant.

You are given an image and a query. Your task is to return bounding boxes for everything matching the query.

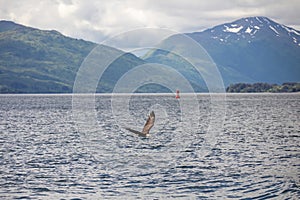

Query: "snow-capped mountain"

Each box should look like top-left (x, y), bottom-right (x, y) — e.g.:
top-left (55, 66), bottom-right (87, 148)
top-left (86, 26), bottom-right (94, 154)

top-left (203, 16), bottom-right (300, 46)
top-left (146, 16), bottom-right (300, 86)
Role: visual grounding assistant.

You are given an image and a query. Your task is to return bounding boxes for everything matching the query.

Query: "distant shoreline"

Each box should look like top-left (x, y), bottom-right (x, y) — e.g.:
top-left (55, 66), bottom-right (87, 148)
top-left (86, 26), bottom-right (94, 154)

top-left (0, 83), bottom-right (299, 95)
top-left (226, 82), bottom-right (300, 93)
top-left (0, 91), bottom-right (299, 96)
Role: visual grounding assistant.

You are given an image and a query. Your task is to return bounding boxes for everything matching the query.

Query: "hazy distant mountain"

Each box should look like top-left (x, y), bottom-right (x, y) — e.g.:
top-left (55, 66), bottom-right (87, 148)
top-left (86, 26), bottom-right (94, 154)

top-left (145, 16), bottom-right (300, 86)
top-left (0, 21), bottom-right (145, 93)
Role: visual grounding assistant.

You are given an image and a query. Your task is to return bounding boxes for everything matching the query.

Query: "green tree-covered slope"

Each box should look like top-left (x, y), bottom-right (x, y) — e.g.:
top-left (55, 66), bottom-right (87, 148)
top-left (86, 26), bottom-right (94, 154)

top-left (0, 21), bottom-right (146, 93)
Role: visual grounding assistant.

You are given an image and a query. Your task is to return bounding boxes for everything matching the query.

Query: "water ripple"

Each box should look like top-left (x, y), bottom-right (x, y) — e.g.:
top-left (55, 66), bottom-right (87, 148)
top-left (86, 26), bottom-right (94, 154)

top-left (0, 94), bottom-right (299, 199)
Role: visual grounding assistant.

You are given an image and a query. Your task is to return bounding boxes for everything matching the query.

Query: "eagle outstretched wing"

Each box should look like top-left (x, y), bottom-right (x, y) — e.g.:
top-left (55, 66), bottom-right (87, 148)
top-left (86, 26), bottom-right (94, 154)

top-left (125, 111), bottom-right (155, 137)
top-left (142, 111), bottom-right (155, 134)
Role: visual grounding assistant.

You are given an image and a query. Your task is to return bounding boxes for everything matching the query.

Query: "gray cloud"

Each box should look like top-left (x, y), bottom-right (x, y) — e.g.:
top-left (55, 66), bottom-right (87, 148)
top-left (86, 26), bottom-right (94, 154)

top-left (0, 0), bottom-right (299, 43)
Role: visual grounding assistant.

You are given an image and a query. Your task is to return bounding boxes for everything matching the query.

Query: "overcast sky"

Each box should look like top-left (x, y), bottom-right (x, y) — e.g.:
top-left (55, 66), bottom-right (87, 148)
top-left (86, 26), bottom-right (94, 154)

top-left (1, 0), bottom-right (300, 43)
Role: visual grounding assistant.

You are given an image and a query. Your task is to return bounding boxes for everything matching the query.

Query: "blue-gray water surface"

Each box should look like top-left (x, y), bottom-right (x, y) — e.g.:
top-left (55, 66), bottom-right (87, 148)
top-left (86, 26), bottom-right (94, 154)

top-left (0, 93), bottom-right (299, 199)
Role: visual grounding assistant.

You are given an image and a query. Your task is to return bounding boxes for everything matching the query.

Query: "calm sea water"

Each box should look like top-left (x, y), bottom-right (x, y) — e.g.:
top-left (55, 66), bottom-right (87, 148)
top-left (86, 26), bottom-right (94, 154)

top-left (0, 93), bottom-right (299, 199)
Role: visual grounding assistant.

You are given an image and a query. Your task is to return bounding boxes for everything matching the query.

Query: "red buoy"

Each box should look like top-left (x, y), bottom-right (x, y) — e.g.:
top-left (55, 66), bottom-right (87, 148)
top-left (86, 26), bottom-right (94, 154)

top-left (175, 89), bottom-right (180, 99)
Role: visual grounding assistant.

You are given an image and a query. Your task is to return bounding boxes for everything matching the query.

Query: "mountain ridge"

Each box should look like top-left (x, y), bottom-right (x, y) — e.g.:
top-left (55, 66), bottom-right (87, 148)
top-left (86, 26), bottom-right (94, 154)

top-left (185, 16), bottom-right (300, 84)
top-left (0, 17), bottom-right (299, 93)
top-left (201, 16), bottom-right (300, 45)
top-left (0, 20), bottom-right (147, 93)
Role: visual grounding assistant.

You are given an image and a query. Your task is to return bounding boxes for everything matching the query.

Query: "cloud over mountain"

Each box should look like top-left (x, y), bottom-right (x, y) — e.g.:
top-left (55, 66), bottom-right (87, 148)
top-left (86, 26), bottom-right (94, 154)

top-left (1, 0), bottom-right (300, 43)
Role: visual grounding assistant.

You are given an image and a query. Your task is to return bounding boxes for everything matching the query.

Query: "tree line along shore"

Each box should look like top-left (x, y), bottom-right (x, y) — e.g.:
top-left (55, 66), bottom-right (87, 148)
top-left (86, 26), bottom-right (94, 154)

top-left (226, 82), bottom-right (300, 93)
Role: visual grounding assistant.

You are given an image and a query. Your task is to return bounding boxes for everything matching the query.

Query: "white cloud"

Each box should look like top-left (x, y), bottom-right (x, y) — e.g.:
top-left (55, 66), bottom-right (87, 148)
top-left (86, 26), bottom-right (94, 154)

top-left (0, 0), bottom-right (300, 43)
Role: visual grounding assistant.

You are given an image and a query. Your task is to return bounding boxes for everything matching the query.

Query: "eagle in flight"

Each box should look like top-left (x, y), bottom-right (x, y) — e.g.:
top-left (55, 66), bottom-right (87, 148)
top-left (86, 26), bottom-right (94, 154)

top-left (125, 111), bottom-right (155, 137)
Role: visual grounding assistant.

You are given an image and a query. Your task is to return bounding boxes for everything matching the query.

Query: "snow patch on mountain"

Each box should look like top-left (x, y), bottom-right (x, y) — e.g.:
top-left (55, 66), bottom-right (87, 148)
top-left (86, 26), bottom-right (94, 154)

top-left (262, 17), bottom-right (271, 24)
top-left (203, 16), bottom-right (300, 46)
top-left (269, 25), bottom-right (279, 35)
top-left (282, 25), bottom-right (300, 36)
top-left (224, 25), bottom-right (243, 33)
top-left (245, 27), bottom-right (252, 34)
top-left (255, 17), bottom-right (263, 23)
